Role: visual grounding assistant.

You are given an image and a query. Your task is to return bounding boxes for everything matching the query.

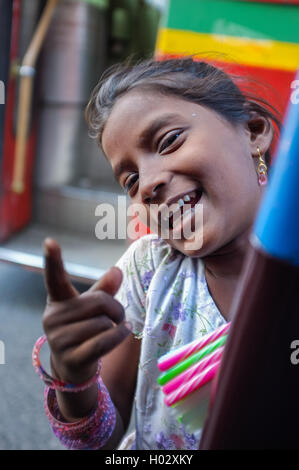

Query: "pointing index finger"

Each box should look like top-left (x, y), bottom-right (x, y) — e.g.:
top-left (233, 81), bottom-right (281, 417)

top-left (43, 238), bottom-right (78, 302)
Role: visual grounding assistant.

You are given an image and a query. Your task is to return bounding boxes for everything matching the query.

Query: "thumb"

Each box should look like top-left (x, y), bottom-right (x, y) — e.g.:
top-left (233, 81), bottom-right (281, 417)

top-left (88, 266), bottom-right (123, 296)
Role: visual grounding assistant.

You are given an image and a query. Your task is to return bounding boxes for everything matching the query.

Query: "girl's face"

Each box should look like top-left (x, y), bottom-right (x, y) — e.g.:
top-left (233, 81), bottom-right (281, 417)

top-left (102, 90), bottom-right (267, 257)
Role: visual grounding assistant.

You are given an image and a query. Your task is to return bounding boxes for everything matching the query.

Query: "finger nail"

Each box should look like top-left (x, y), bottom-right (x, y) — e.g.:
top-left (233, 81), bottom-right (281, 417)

top-left (109, 266), bottom-right (119, 274)
top-left (43, 241), bottom-right (50, 256)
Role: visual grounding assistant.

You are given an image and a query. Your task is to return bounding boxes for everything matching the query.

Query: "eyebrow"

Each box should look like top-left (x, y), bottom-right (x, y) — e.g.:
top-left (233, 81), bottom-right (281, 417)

top-left (113, 113), bottom-right (184, 182)
top-left (138, 113), bottom-right (184, 148)
top-left (113, 158), bottom-right (133, 183)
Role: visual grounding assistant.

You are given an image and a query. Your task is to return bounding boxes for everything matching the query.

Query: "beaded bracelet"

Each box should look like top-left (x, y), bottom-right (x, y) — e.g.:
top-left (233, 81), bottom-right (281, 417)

top-left (32, 335), bottom-right (101, 392)
top-left (44, 376), bottom-right (116, 450)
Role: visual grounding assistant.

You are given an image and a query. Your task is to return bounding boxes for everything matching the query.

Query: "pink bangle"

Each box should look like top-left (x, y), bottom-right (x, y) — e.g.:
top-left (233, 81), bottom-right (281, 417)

top-left (44, 376), bottom-right (116, 450)
top-left (32, 335), bottom-right (101, 392)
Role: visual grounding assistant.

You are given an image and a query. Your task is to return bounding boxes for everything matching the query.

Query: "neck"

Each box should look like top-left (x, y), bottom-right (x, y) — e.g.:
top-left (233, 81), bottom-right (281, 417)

top-left (202, 229), bottom-right (251, 280)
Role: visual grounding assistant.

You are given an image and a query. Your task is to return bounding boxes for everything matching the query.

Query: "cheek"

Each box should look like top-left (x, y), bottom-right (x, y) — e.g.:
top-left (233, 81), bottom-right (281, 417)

top-left (203, 144), bottom-right (256, 204)
top-left (201, 157), bottom-right (259, 234)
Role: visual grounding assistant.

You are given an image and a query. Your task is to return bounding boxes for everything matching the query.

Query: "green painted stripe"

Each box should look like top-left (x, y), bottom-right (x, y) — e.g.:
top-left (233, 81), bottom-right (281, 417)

top-left (165, 0), bottom-right (299, 45)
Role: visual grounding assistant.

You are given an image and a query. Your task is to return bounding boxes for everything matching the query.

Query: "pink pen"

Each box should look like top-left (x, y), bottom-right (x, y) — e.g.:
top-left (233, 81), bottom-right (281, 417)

top-left (162, 346), bottom-right (224, 396)
top-left (158, 322), bottom-right (230, 372)
top-left (165, 360), bottom-right (221, 407)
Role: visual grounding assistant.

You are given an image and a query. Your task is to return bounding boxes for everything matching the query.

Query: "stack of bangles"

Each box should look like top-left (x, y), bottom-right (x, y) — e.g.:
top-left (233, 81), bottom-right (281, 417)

top-left (32, 335), bottom-right (116, 450)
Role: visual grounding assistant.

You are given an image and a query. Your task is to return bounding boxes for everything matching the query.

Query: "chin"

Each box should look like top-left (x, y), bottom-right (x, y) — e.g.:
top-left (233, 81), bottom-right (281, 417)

top-left (168, 238), bottom-right (206, 257)
top-left (169, 229), bottom-right (224, 258)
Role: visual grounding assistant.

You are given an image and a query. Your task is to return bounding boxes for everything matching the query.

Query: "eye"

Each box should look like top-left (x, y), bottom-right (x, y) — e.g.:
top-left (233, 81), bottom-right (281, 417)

top-left (124, 173), bottom-right (138, 194)
top-left (158, 130), bottom-right (183, 153)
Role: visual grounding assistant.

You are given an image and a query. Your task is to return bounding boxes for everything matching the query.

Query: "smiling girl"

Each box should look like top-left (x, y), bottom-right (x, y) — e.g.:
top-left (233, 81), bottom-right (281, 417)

top-left (35, 58), bottom-right (280, 450)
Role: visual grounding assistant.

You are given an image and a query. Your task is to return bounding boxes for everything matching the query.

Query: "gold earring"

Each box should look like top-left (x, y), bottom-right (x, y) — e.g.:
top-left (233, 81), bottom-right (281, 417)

top-left (256, 147), bottom-right (268, 186)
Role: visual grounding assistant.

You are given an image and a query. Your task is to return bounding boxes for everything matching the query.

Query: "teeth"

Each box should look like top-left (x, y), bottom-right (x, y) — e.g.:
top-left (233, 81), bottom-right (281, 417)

top-left (160, 190), bottom-right (201, 224)
top-left (176, 190), bottom-right (198, 206)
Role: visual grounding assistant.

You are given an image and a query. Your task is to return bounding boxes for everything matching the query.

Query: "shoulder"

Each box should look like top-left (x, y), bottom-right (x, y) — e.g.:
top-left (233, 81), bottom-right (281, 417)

top-left (115, 235), bottom-right (185, 306)
top-left (114, 235), bottom-right (177, 336)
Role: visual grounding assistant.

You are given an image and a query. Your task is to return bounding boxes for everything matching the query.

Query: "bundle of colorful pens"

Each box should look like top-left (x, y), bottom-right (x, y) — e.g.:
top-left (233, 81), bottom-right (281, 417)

top-left (157, 322), bottom-right (230, 432)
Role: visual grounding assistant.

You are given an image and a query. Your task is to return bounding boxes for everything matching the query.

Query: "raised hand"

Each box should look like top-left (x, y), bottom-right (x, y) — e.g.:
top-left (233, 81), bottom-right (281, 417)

top-left (42, 238), bottom-right (131, 385)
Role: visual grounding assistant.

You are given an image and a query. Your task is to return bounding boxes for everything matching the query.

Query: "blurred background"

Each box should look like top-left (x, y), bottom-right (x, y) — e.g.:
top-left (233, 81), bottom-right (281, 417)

top-left (0, 0), bottom-right (298, 450)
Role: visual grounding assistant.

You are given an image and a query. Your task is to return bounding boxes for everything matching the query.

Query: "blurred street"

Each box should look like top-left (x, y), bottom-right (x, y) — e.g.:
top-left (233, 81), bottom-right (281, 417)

top-left (0, 261), bottom-right (77, 450)
top-left (0, 261), bottom-right (66, 450)
top-left (0, 258), bottom-right (135, 451)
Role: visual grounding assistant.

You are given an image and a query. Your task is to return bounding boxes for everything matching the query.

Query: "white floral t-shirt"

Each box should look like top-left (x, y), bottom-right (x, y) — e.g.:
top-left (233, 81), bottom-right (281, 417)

top-left (114, 234), bottom-right (227, 450)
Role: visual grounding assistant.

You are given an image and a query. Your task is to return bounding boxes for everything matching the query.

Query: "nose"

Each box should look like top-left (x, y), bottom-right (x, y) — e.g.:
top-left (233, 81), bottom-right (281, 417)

top-left (139, 169), bottom-right (171, 204)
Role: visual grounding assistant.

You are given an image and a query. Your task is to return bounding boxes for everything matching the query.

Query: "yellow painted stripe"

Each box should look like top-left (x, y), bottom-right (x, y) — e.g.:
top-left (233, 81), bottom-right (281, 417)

top-left (156, 28), bottom-right (299, 72)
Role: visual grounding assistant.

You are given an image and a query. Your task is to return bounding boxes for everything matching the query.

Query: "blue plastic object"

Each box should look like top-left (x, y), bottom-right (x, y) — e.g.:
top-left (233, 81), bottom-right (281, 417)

top-left (253, 69), bottom-right (299, 267)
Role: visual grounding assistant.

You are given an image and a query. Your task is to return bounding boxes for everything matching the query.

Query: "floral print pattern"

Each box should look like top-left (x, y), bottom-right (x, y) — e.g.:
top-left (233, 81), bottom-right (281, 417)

top-left (141, 270), bottom-right (155, 293)
top-left (114, 234), bottom-right (227, 450)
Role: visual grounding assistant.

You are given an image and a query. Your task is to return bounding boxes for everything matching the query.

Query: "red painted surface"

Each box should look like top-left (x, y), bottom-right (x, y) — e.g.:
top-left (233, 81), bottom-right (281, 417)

top-left (0, 0), bottom-right (38, 242)
top-left (157, 53), bottom-right (294, 118)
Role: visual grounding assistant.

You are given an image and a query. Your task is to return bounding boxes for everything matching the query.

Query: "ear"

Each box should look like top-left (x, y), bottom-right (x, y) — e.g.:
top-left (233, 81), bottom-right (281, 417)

top-left (245, 114), bottom-right (274, 157)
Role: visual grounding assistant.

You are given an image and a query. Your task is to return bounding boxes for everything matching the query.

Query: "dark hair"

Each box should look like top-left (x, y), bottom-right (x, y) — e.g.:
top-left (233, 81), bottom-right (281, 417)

top-left (85, 57), bottom-right (281, 165)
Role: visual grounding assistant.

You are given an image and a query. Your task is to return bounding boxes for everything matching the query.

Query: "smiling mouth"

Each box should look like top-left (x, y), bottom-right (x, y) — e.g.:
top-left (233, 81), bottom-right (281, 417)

top-left (158, 188), bottom-right (203, 230)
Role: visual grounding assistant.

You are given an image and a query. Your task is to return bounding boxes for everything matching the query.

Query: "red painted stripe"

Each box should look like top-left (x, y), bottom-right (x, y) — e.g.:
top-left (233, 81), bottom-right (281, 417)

top-left (156, 53), bottom-right (294, 118)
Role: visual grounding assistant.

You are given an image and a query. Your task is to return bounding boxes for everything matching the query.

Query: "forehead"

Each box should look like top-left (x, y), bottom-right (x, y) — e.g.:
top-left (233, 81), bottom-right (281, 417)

top-left (101, 90), bottom-right (198, 158)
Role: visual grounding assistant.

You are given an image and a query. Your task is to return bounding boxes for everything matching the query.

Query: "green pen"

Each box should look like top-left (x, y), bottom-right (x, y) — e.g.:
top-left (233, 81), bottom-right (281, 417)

top-left (157, 335), bottom-right (227, 386)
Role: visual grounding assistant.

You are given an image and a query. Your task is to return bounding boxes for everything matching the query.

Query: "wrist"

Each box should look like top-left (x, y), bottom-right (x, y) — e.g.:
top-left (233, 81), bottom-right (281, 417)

top-left (32, 335), bottom-right (101, 393)
top-left (44, 375), bottom-right (116, 450)
top-left (50, 353), bottom-right (98, 386)
top-left (55, 382), bottom-right (98, 422)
